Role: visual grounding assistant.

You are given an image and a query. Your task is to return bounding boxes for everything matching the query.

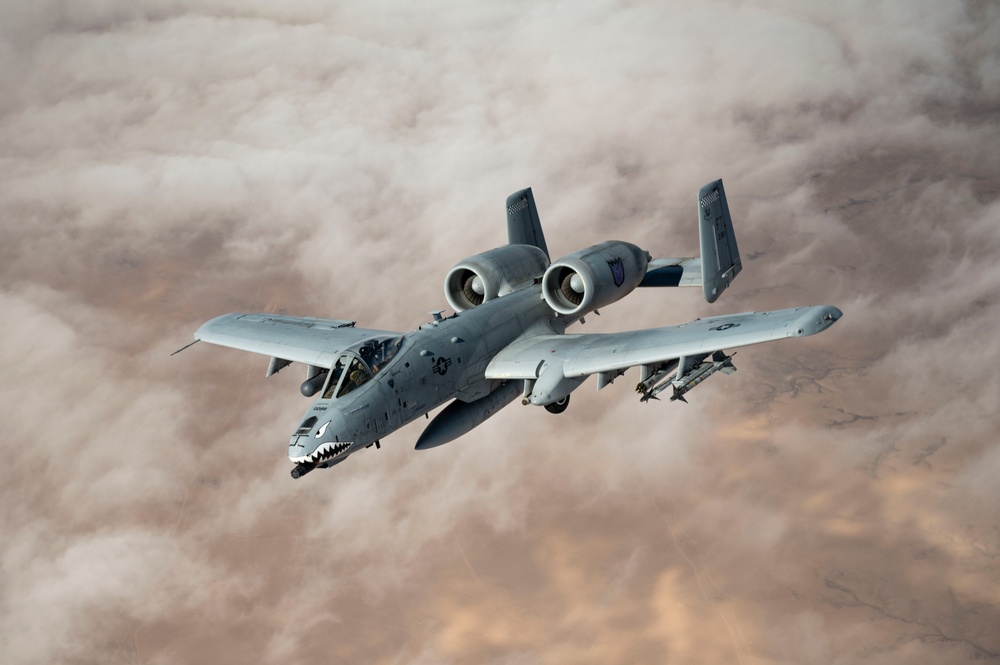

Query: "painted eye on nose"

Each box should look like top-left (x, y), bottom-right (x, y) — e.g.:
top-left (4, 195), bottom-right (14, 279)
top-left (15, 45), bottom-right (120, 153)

top-left (315, 420), bottom-right (331, 438)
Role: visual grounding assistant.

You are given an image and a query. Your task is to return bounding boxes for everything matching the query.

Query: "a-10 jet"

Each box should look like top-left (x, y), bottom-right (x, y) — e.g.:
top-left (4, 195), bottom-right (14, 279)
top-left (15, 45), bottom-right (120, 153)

top-left (188, 180), bottom-right (841, 478)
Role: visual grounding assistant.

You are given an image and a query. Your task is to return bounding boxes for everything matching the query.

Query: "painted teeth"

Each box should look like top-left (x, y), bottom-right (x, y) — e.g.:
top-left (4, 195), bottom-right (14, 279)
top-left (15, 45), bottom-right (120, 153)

top-left (290, 440), bottom-right (355, 464)
top-left (307, 442), bottom-right (352, 463)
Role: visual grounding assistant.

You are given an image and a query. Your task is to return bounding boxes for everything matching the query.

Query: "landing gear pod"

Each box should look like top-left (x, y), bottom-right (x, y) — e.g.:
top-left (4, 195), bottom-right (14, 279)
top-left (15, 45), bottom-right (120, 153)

top-left (544, 395), bottom-right (570, 414)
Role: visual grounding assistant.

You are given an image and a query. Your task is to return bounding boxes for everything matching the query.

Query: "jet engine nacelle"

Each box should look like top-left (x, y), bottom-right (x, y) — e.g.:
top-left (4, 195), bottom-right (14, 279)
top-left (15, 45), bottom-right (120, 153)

top-left (542, 240), bottom-right (650, 317)
top-left (445, 244), bottom-right (549, 312)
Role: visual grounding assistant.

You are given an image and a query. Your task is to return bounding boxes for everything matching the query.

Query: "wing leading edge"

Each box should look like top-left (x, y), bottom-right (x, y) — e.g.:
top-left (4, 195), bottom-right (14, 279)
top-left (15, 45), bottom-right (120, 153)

top-left (485, 305), bottom-right (842, 380)
top-left (195, 313), bottom-right (399, 371)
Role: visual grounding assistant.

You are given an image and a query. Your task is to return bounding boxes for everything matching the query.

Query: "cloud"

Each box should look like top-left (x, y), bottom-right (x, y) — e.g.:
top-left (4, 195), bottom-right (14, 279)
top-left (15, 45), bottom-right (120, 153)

top-left (2, 0), bottom-right (999, 663)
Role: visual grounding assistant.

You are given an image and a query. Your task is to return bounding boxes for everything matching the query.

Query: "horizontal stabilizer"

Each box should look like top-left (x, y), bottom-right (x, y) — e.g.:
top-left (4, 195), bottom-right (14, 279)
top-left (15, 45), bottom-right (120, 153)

top-left (639, 257), bottom-right (702, 287)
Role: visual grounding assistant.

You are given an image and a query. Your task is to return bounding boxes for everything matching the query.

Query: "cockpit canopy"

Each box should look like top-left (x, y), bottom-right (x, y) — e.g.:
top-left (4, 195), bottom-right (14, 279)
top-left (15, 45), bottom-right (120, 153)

top-left (320, 335), bottom-right (404, 400)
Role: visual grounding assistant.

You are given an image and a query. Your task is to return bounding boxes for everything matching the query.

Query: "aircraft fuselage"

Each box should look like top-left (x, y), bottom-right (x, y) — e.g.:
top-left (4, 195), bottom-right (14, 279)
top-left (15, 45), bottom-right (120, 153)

top-left (288, 286), bottom-right (561, 474)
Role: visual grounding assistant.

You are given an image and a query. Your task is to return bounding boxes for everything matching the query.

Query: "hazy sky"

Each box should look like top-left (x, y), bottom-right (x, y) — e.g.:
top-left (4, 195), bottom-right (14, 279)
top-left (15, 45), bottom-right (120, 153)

top-left (2, 1), bottom-right (999, 663)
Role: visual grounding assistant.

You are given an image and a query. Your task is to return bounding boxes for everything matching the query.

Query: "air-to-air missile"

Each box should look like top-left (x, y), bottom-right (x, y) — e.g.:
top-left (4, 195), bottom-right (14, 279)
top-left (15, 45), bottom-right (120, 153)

top-left (668, 351), bottom-right (736, 403)
top-left (636, 351), bottom-right (737, 402)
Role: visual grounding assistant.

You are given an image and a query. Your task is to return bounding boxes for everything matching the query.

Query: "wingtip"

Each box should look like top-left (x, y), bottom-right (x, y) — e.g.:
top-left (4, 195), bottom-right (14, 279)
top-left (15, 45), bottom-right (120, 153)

top-left (794, 305), bottom-right (844, 337)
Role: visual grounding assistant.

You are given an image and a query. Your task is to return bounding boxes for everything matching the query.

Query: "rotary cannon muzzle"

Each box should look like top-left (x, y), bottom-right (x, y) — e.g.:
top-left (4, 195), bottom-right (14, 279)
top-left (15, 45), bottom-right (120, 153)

top-left (291, 461), bottom-right (317, 479)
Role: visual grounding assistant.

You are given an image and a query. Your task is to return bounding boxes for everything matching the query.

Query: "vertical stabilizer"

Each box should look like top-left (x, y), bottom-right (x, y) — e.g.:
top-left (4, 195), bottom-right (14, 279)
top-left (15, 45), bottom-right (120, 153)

top-left (506, 188), bottom-right (549, 260)
top-left (698, 179), bottom-right (742, 303)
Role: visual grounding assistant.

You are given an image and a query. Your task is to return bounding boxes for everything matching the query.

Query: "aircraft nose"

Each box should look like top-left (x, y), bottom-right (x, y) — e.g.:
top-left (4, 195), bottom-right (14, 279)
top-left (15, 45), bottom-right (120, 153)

top-left (289, 413), bottom-right (352, 464)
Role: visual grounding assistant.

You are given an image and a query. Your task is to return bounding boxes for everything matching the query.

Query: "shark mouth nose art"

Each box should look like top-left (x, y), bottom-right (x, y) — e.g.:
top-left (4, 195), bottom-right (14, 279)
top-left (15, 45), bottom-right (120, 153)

top-left (290, 440), bottom-right (353, 464)
top-left (314, 441), bottom-right (352, 463)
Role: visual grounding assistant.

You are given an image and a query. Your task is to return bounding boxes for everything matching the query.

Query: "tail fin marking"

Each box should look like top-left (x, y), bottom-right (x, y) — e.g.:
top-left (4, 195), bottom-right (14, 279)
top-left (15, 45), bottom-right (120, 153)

top-left (506, 188), bottom-right (550, 260)
top-left (698, 179), bottom-right (742, 303)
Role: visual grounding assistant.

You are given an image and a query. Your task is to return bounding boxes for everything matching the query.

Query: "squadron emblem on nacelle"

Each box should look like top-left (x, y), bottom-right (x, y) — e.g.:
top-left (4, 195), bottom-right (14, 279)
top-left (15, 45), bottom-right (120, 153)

top-left (608, 257), bottom-right (625, 287)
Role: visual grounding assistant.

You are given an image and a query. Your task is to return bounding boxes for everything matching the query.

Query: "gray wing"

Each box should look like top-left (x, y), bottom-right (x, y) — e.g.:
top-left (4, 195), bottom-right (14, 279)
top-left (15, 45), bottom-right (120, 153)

top-left (195, 313), bottom-right (399, 370)
top-left (485, 305), bottom-right (842, 380)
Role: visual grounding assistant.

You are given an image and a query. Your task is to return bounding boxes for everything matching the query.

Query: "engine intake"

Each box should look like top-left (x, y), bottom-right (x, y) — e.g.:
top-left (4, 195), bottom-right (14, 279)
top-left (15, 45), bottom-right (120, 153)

top-left (445, 244), bottom-right (549, 312)
top-left (542, 241), bottom-right (649, 316)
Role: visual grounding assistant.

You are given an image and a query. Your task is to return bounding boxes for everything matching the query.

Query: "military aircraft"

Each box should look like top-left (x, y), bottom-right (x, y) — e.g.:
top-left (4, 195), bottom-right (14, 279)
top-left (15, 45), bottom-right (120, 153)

top-left (187, 180), bottom-right (841, 478)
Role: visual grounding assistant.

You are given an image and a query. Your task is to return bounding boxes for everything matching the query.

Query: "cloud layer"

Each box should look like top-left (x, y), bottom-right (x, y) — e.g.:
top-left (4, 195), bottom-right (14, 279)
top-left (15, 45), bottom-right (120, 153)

top-left (2, 1), bottom-right (999, 663)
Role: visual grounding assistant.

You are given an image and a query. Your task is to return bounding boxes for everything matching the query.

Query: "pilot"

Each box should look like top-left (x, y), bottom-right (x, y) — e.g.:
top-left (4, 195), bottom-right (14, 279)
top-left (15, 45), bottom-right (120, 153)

top-left (361, 342), bottom-right (384, 374)
top-left (346, 362), bottom-right (368, 391)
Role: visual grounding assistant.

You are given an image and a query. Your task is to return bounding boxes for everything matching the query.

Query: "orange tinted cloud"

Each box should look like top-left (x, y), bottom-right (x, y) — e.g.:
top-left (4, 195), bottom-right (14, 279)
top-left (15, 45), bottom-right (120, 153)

top-left (2, 1), bottom-right (999, 663)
